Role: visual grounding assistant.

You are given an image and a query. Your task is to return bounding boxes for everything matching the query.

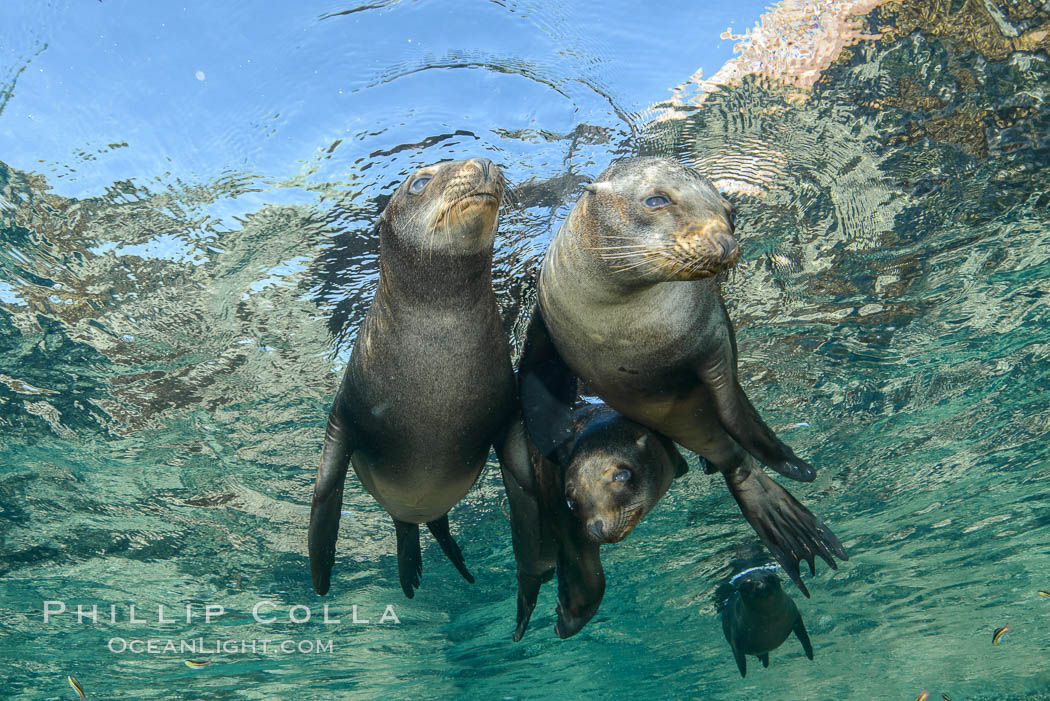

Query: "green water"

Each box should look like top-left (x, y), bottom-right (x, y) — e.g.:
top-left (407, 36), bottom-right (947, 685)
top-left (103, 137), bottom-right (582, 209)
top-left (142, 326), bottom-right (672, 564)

top-left (2, 1), bottom-right (1050, 699)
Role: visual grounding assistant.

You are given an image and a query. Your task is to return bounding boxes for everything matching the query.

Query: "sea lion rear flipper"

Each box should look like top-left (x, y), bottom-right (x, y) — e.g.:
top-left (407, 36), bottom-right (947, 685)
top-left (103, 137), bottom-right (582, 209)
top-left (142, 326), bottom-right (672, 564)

top-left (794, 615), bottom-right (814, 660)
top-left (426, 516), bottom-right (474, 584)
top-left (700, 307), bottom-right (816, 483)
top-left (731, 643), bottom-right (747, 677)
top-left (723, 459), bottom-right (848, 597)
top-left (519, 304), bottom-right (577, 465)
top-left (553, 524), bottom-right (605, 639)
top-left (308, 400), bottom-right (356, 596)
top-left (513, 569), bottom-right (550, 642)
top-left (394, 519), bottom-right (423, 599)
top-left (758, 652), bottom-right (769, 668)
top-left (495, 420), bottom-right (557, 642)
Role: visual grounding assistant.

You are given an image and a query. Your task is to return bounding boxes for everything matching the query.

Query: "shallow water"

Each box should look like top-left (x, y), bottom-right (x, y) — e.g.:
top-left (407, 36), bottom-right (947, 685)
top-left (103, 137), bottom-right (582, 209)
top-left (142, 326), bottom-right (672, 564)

top-left (2, 1), bottom-right (1050, 699)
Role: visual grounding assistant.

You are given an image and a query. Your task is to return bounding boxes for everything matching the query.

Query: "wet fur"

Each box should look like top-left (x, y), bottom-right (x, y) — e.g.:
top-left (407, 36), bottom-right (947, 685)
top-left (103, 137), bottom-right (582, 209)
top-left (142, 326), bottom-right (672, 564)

top-left (504, 402), bottom-right (687, 640)
top-left (308, 159), bottom-right (532, 598)
top-left (520, 156), bottom-right (847, 597)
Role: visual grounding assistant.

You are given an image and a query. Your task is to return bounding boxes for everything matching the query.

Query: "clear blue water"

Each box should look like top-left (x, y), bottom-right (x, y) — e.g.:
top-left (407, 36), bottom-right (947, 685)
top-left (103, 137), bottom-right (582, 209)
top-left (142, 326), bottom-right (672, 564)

top-left (2, 1), bottom-right (1050, 699)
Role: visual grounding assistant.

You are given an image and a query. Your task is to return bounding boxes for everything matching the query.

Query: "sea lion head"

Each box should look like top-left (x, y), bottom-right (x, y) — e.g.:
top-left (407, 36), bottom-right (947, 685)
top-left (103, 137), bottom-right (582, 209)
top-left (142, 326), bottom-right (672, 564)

top-left (563, 419), bottom-right (672, 544)
top-left (381, 158), bottom-right (505, 254)
top-left (570, 156), bottom-right (739, 282)
top-left (731, 568), bottom-right (784, 602)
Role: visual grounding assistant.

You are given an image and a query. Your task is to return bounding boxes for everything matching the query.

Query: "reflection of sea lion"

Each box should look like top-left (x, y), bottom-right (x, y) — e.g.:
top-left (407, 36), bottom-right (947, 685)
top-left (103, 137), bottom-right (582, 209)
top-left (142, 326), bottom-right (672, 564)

top-left (721, 568), bottom-right (813, 677)
top-left (519, 156), bottom-right (847, 595)
top-left (309, 158), bottom-right (530, 598)
top-left (505, 403), bottom-right (688, 640)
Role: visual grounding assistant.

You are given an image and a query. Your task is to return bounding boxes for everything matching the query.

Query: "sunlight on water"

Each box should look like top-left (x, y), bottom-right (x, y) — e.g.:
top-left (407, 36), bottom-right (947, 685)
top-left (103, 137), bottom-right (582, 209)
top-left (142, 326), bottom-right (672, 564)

top-left (2, 0), bottom-right (1050, 699)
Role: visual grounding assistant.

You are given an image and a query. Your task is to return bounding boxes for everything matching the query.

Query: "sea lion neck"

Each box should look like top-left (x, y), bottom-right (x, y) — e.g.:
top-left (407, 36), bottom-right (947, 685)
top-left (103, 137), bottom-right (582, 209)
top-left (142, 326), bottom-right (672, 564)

top-left (376, 216), bottom-right (496, 307)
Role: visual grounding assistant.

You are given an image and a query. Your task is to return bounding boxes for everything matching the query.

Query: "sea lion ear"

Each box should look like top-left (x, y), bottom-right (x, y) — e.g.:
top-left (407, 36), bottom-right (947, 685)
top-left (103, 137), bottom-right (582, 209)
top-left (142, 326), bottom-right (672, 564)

top-left (584, 181), bottom-right (613, 195)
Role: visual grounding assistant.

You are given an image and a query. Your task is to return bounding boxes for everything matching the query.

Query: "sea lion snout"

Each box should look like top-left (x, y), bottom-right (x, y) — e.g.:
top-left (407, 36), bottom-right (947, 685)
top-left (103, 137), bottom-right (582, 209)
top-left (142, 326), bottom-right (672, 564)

top-left (737, 569), bottom-right (782, 599)
top-left (452, 157), bottom-right (504, 199)
top-left (674, 220), bottom-right (740, 275)
top-left (587, 519), bottom-right (606, 540)
top-left (422, 158), bottom-right (504, 246)
top-left (584, 512), bottom-right (637, 544)
top-left (466, 157), bottom-right (492, 180)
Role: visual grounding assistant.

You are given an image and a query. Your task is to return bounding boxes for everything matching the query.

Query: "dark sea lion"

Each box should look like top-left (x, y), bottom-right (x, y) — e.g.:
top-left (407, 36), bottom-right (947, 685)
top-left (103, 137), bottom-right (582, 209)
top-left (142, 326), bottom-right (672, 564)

top-left (519, 156), bottom-right (847, 596)
top-left (720, 568), bottom-right (813, 677)
top-left (504, 402), bottom-right (688, 640)
top-left (308, 158), bottom-right (530, 598)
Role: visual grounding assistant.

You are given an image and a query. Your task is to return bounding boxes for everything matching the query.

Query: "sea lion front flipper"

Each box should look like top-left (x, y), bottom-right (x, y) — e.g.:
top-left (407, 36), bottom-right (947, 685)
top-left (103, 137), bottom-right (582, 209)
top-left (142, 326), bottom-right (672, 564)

top-left (495, 419), bottom-right (557, 642)
top-left (758, 652), bottom-right (769, 668)
top-left (723, 459), bottom-right (847, 597)
top-left (308, 399), bottom-right (356, 596)
top-left (700, 313), bottom-right (816, 483)
top-left (519, 304), bottom-right (577, 465)
top-left (393, 519), bottom-right (423, 599)
top-left (794, 615), bottom-right (814, 660)
top-left (553, 523), bottom-right (605, 639)
top-left (425, 516), bottom-right (474, 584)
top-left (731, 642), bottom-right (747, 677)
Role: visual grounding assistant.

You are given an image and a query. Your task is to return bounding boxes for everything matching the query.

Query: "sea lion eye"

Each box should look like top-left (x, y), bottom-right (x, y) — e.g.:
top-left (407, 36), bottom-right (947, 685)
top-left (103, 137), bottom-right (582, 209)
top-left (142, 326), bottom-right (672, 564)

top-left (613, 469), bottom-right (631, 482)
top-left (566, 497), bottom-right (576, 511)
top-left (644, 194), bottom-right (671, 208)
top-left (409, 175), bottom-right (432, 194)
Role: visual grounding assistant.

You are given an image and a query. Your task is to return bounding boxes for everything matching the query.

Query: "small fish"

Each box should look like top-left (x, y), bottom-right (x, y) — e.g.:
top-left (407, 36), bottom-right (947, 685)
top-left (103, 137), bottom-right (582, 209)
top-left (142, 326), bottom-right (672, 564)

top-left (1038, 590), bottom-right (1050, 598)
top-left (67, 675), bottom-right (86, 700)
top-left (913, 691), bottom-right (929, 701)
top-left (942, 694), bottom-right (951, 701)
top-left (184, 659), bottom-right (211, 668)
top-left (992, 625), bottom-right (1010, 645)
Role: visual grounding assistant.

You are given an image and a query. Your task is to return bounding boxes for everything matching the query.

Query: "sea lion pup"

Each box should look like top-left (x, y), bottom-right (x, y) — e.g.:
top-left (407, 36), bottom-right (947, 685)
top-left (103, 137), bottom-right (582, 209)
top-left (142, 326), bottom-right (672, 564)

top-left (720, 567), bottom-right (813, 677)
top-left (519, 156), bottom-right (847, 596)
top-left (564, 403), bottom-right (689, 546)
top-left (309, 158), bottom-right (531, 598)
top-left (504, 402), bottom-right (688, 640)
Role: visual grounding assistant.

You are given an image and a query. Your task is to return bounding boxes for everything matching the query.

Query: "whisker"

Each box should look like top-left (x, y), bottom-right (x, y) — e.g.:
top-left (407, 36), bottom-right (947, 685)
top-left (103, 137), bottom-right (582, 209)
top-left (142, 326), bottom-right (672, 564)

top-left (502, 183), bottom-right (521, 208)
top-left (597, 250), bottom-right (670, 259)
top-left (610, 255), bottom-right (666, 273)
top-left (585, 244), bottom-right (656, 252)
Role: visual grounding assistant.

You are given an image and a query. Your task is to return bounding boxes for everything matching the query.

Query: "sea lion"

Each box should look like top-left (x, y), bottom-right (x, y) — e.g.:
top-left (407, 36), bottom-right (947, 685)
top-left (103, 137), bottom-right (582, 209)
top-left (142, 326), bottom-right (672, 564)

top-left (720, 567), bottom-right (813, 677)
top-left (519, 156), bottom-right (847, 596)
top-left (308, 158), bottom-right (530, 598)
top-left (564, 403), bottom-right (689, 545)
top-left (505, 402), bottom-right (688, 640)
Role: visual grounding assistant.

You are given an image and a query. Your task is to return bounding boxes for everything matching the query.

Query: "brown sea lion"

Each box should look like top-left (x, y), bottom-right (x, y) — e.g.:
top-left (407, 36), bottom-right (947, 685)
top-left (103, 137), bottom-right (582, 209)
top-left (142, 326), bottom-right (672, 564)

top-left (518, 156), bottom-right (847, 595)
top-left (504, 402), bottom-right (688, 640)
top-left (308, 157), bottom-right (530, 598)
top-left (721, 567), bottom-right (814, 677)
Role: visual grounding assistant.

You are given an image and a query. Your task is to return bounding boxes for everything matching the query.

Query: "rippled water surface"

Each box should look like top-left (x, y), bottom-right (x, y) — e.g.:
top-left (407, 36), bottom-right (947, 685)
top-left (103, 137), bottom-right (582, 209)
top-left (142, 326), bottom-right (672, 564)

top-left (3, 1), bottom-right (1050, 699)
